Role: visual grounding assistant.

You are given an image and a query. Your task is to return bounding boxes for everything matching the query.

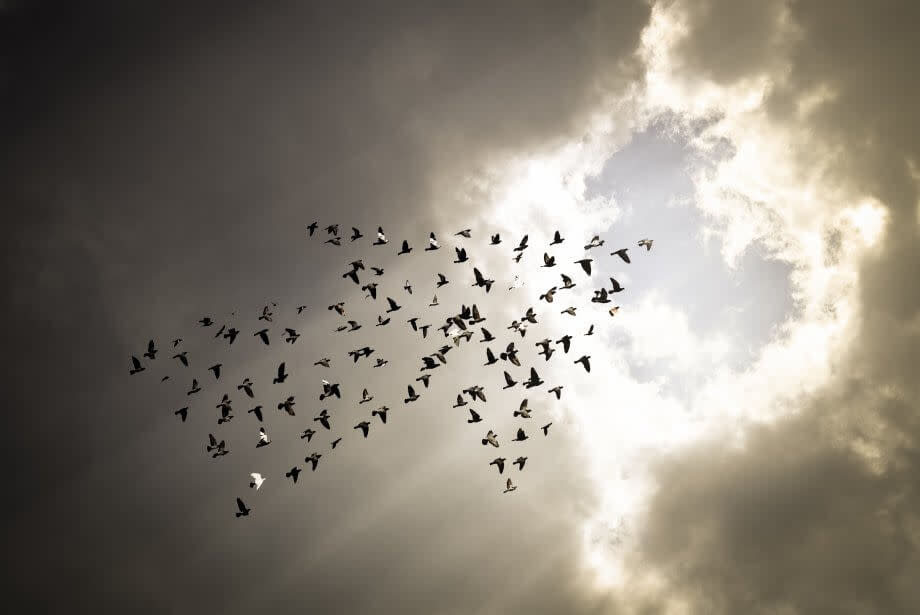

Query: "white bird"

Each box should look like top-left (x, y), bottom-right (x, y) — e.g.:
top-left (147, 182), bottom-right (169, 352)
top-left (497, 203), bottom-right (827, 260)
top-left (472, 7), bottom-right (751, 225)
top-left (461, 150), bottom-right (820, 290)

top-left (638, 238), bottom-right (653, 251)
top-left (249, 473), bottom-right (265, 489)
top-left (257, 427), bottom-right (271, 447)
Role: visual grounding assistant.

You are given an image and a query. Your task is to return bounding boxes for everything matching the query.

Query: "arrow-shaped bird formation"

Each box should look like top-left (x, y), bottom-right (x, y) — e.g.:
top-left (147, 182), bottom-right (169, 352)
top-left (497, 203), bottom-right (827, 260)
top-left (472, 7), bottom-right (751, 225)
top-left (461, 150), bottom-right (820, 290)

top-left (127, 224), bottom-right (653, 516)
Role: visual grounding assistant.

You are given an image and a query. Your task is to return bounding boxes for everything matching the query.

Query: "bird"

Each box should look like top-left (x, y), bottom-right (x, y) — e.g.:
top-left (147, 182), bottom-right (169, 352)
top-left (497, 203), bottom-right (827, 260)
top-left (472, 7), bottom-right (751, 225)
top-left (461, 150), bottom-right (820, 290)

top-left (420, 356), bottom-right (439, 371)
top-left (638, 238), bottom-right (653, 251)
top-left (609, 306), bottom-right (620, 317)
top-left (325, 224), bottom-right (339, 236)
top-left (490, 458), bottom-right (506, 474)
top-left (328, 302), bottom-right (346, 316)
top-left (502, 371), bottom-right (517, 389)
top-left (585, 323), bottom-right (595, 336)
top-left (386, 297), bottom-right (401, 312)
top-left (503, 478), bottom-right (517, 493)
top-left (312, 417), bottom-right (331, 438)
top-left (426, 232), bottom-right (440, 250)
top-left (539, 287), bottom-right (557, 303)
top-left (541, 423), bottom-right (552, 435)
top-left (314, 357), bottom-right (331, 368)
top-left (575, 355), bottom-right (592, 372)
top-left (284, 328), bottom-right (300, 344)
top-left (371, 266), bottom-right (384, 275)
top-left (376, 315), bottom-right (391, 327)
top-left (416, 374), bottom-right (431, 388)
top-left (362, 283), bottom-right (378, 299)
top-left (320, 380), bottom-right (341, 400)
top-left (555, 335), bottom-right (572, 353)
top-left (560, 273), bottom-right (576, 289)
top-left (343, 269), bottom-right (360, 284)
top-left (513, 456), bottom-right (528, 470)
top-left (207, 433), bottom-right (225, 455)
top-left (286, 467), bottom-right (302, 483)
top-left (472, 267), bottom-right (494, 293)
top-left (143, 340), bottom-right (157, 360)
top-left (550, 230), bottom-right (564, 245)
top-left (467, 409), bottom-right (482, 423)
top-left (513, 428), bottom-right (528, 442)
top-left (548, 385), bottom-right (563, 400)
top-left (350, 227), bottom-right (363, 241)
top-left (300, 428), bottom-right (315, 441)
top-left (254, 329), bottom-right (270, 345)
top-left (129, 356), bottom-right (145, 375)
top-left (331, 437), bottom-right (342, 450)
top-left (609, 277), bottom-right (625, 293)
top-left (455, 228), bottom-right (472, 238)
top-left (199, 317), bottom-right (214, 327)
top-left (429, 295), bottom-right (439, 307)
top-left (454, 247), bottom-right (468, 263)
top-left (490, 233), bottom-right (501, 245)
top-left (513, 235), bottom-right (529, 252)
top-left (480, 327), bottom-right (495, 342)
top-left (172, 351), bottom-right (189, 367)
top-left (374, 358), bottom-right (389, 368)
top-left (584, 235), bottom-right (604, 250)
top-left (611, 248), bottom-right (630, 263)
top-left (278, 396), bottom-right (296, 416)
top-left (398, 240), bottom-right (412, 255)
top-left (359, 388), bottom-right (374, 404)
top-left (464, 385), bottom-right (487, 402)
top-left (404, 280), bottom-right (413, 294)
top-left (250, 473), bottom-right (265, 489)
top-left (374, 227), bottom-right (388, 245)
top-left (419, 324), bottom-right (431, 338)
top-left (536, 339), bottom-right (555, 360)
top-left (223, 328), bottom-right (239, 344)
top-left (453, 394), bottom-right (468, 408)
top-left (514, 399), bottom-right (532, 418)
top-left (372, 406), bottom-right (389, 423)
top-left (404, 385), bottom-right (420, 403)
top-left (160, 376), bottom-right (170, 382)
top-left (592, 288), bottom-right (611, 304)
top-left (273, 362), bottom-right (288, 384)
top-left (208, 363), bottom-right (223, 380)
top-left (256, 427), bottom-right (271, 447)
top-left (500, 342), bottom-right (521, 366)
top-left (305, 453), bottom-right (322, 471)
top-left (248, 406), bottom-right (263, 422)
top-left (513, 252), bottom-right (523, 263)
top-left (484, 347), bottom-right (498, 365)
top-left (296, 305), bottom-right (308, 314)
top-left (259, 305), bottom-right (273, 322)
top-left (542, 252), bottom-right (556, 267)
top-left (174, 407), bottom-right (188, 422)
top-left (574, 258), bottom-right (593, 275)
top-left (187, 378), bottom-right (201, 395)
top-left (561, 306), bottom-right (577, 316)
top-left (238, 378), bottom-right (254, 398)
top-left (235, 497), bottom-right (251, 517)
top-left (524, 367), bottom-right (544, 388)
top-left (482, 430), bottom-right (499, 447)
top-left (355, 421), bottom-right (371, 438)
top-left (306, 222), bottom-right (318, 236)
top-left (347, 320), bottom-right (362, 331)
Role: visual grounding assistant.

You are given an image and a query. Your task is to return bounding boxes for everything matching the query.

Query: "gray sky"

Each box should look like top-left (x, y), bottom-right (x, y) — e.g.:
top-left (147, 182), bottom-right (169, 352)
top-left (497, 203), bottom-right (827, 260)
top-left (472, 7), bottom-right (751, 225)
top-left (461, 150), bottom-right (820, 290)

top-left (3, 1), bottom-right (920, 613)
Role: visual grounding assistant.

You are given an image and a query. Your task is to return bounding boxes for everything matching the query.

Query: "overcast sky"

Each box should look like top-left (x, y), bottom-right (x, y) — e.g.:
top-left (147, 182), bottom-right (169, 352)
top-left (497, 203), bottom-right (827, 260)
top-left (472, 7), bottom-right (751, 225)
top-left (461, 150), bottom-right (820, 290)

top-left (3, 1), bottom-right (920, 613)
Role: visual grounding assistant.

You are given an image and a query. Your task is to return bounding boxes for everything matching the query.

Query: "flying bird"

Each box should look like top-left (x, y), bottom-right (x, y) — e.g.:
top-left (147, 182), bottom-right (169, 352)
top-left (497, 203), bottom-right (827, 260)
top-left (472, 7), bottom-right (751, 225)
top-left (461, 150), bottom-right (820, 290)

top-left (548, 386), bottom-right (563, 400)
top-left (199, 317), bottom-right (214, 327)
top-left (238, 378), bottom-right (254, 398)
top-left (305, 453), bottom-right (322, 471)
top-left (350, 227), bottom-right (363, 241)
top-left (541, 423), bottom-right (552, 435)
top-left (539, 287), bottom-right (557, 303)
top-left (575, 355), bottom-right (592, 372)
top-left (513, 428), bottom-right (529, 442)
top-left (490, 233), bottom-right (501, 245)
top-left (561, 306), bottom-right (577, 317)
top-left (386, 297), bottom-right (402, 313)
top-left (314, 409), bottom-right (331, 430)
top-left (331, 437), bottom-right (342, 450)
top-left (542, 252), bottom-right (556, 267)
top-left (296, 305), bottom-right (307, 314)
top-left (513, 456), bottom-right (528, 470)
top-left (174, 407), bottom-right (188, 422)
top-left (416, 374), bottom-right (431, 388)
top-left (286, 467), bottom-right (302, 483)
top-left (482, 430), bottom-right (499, 447)
top-left (502, 371), bottom-right (517, 389)
top-left (362, 283), bottom-right (378, 299)
top-left (208, 363), bottom-right (222, 380)
top-left (224, 328), bottom-right (239, 344)
top-left (454, 247), bottom-right (468, 263)
top-left (523, 367), bottom-right (544, 388)
top-left (300, 428), bottom-right (315, 441)
top-left (256, 427), bottom-right (271, 447)
top-left (611, 248), bottom-right (630, 263)
top-left (254, 329), bottom-right (270, 345)
top-left (503, 478), bottom-right (517, 493)
top-left (372, 406), bottom-right (389, 423)
top-left (129, 356), bottom-right (145, 375)
top-left (472, 267), bottom-right (494, 293)
top-left (490, 458), bottom-right (506, 474)
top-left (638, 238), bottom-right (653, 251)
top-left (514, 399), bottom-right (531, 418)
top-left (359, 388), bottom-right (374, 404)
top-left (426, 232), bottom-right (440, 250)
top-left (248, 406), bottom-right (264, 422)
top-left (249, 473), bottom-right (265, 490)
top-left (574, 258), bottom-right (593, 276)
top-left (453, 394), bottom-right (468, 408)
top-left (609, 306), bottom-right (620, 317)
top-left (314, 357), bottom-right (331, 368)
top-left (172, 351), bottom-right (188, 367)
top-left (404, 280), bottom-right (413, 294)
top-left (513, 235), bottom-right (529, 252)
top-left (258, 305), bottom-right (273, 322)
top-left (235, 497), bottom-right (251, 517)
top-left (371, 267), bottom-right (384, 276)
top-left (374, 227), bottom-right (388, 245)
top-left (480, 327), bottom-right (495, 342)
top-left (467, 409), bottom-right (482, 423)
top-left (306, 221), bottom-right (318, 236)
top-left (584, 235), bottom-right (604, 249)
top-left (436, 273), bottom-right (449, 287)
top-left (560, 273), bottom-right (575, 289)
top-left (273, 362), bottom-right (288, 384)
top-left (278, 396), bottom-right (296, 416)
top-left (455, 229), bottom-right (472, 238)
top-left (325, 224), bottom-right (339, 236)
top-left (143, 339), bottom-right (157, 360)
top-left (354, 421), bottom-right (371, 438)
top-left (398, 240), bottom-right (412, 255)
top-left (609, 277), bottom-right (625, 293)
top-left (550, 230), bottom-right (564, 245)
top-left (187, 378), bottom-right (201, 395)
top-left (284, 328), bottom-right (300, 344)
top-left (404, 385), bottom-right (420, 403)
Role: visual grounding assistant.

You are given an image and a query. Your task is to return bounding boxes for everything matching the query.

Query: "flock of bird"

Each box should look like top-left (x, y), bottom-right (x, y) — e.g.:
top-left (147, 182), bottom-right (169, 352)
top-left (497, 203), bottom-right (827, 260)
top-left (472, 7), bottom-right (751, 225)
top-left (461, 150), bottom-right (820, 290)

top-left (128, 223), bottom-right (653, 517)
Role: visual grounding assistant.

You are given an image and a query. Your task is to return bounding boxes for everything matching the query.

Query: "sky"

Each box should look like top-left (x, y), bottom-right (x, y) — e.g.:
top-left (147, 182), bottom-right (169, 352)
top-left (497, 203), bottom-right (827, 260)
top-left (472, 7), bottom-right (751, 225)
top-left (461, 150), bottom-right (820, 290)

top-left (2, 1), bottom-right (920, 613)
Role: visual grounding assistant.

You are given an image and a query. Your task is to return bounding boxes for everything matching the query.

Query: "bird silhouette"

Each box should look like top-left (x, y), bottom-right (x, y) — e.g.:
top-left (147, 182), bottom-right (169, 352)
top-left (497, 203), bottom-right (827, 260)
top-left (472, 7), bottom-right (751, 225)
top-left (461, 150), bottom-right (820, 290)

top-left (286, 467), bottom-right (302, 483)
top-left (355, 421), bottom-right (370, 438)
top-left (575, 355), bottom-right (591, 372)
top-left (398, 240), bottom-right (412, 255)
top-left (611, 248), bottom-right (630, 263)
top-left (273, 362), bottom-right (288, 384)
top-left (143, 340), bottom-right (157, 360)
top-left (490, 458), bottom-right (506, 474)
top-left (129, 356), bottom-right (145, 375)
top-left (235, 497), bottom-right (251, 517)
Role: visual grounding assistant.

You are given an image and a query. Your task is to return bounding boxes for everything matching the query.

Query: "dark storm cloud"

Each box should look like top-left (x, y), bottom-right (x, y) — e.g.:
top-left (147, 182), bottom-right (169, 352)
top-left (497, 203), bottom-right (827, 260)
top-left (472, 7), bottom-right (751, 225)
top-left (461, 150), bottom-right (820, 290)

top-left (628, 2), bottom-right (920, 613)
top-left (0, 1), bottom-right (650, 612)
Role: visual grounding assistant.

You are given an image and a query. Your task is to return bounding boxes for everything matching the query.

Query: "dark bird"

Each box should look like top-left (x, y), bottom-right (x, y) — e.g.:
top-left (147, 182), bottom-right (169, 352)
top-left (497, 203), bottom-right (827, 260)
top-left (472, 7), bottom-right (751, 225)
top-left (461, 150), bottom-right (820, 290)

top-left (278, 396), bottom-right (296, 416)
top-left (611, 248), bottom-right (631, 263)
top-left (454, 247), bottom-right (468, 263)
top-left (350, 227), bottom-right (363, 241)
top-left (314, 357), bottom-right (331, 368)
top-left (377, 315), bottom-right (391, 327)
top-left (420, 356), bottom-right (440, 371)
top-left (161, 376), bottom-right (170, 382)
top-left (254, 329), bottom-right (270, 345)
top-left (359, 388), bottom-right (374, 404)
top-left (331, 437), bottom-right (342, 450)
top-left (224, 328), bottom-right (239, 344)
top-left (490, 458), bottom-right (506, 474)
top-left (328, 302), bottom-right (346, 316)
top-left (404, 280), bottom-right (413, 294)
top-left (436, 273), bottom-right (449, 287)
top-left (453, 395), bottom-right (468, 408)
top-left (513, 428), bottom-right (529, 442)
top-left (398, 240), bottom-right (412, 255)
top-left (347, 320), bottom-right (362, 332)
top-left (523, 367), bottom-right (544, 388)
top-left (560, 273), bottom-right (576, 289)
top-left (467, 409), bottom-right (482, 423)
top-left (561, 306), bottom-right (577, 316)
top-left (284, 328), bottom-right (300, 344)
top-left (591, 288), bottom-right (611, 304)
top-left (513, 235), bottom-right (529, 252)
top-left (273, 362), bottom-right (288, 384)
top-left (473, 267), bottom-right (494, 293)
top-left (313, 408), bottom-right (332, 429)
top-left (362, 283), bottom-right (378, 299)
top-left (555, 335), bottom-right (572, 353)
top-left (541, 423), bottom-right (552, 435)
top-left (238, 378), bottom-right (254, 398)
top-left (372, 406), bottom-right (389, 423)
top-left (514, 399), bottom-right (532, 419)
top-left (305, 452), bottom-right (322, 471)
top-left (300, 428), bottom-right (315, 441)
top-left (235, 498), bottom-right (251, 517)
top-left (355, 421), bottom-right (370, 438)
top-left (490, 233), bottom-right (501, 245)
top-left (209, 363), bottom-right (222, 380)
top-left (484, 347), bottom-right (498, 365)
top-left (513, 456), bottom-right (528, 470)
top-left (426, 232), bottom-right (440, 251)
top-left (416, 374), bottom-right (431, 388)
top-left (256, 427), bottom-right (271, 447)
top-left (469, 305), bottom-right (486, 324)
top-left (174, 407), bottom-right (188, 422)
top-left (297, 305), bottom-right (308, 314)
top-left (503, 478), bottom-right (517, 493)
top-left (172, 351), bottom-right (189, 367)
top-left (371, 267), bottom-right (384, 276)
top-left (539, 287), bottom-right (557, 303)
top-left (320, 380), bottom-right (341, 400)
top-left (513, 252), bottom-right (523, 263)
top-left (129, 356), bottom-right (145, 375)
top-left (199, 317), bottom-right (214, 327)
top-left (374, 227), bottom-right (388, 245)
top-left (550, 230), bottom-right (564, 245)
top-left (172, 338), bottom-right (182, 347)
top-left (464, 385), bottom-right (487, 402)
top-left (215, 324), bottom-right (226, 338)
top-left (306, 221), bottom-right (318, 236)
top-left (548, 386), bottom-right (563, 399)
top-left (585, 324), bottom-right (595, 336)
top-left (343, 269), bottom-right (360, 284)
top-left (259, 305), bottom-right (273, 322)
top-left (249, 473), bottom-right (266, 490)
top-left (207, 433), bottom-right (224, 454)
top-left (143, 340), bottom-right (157, 360)
top-left (374, 358), bottom-right (389, 367)
top-left (455, 229), bottom-right (472, 238)
top-left (386, 297), bottom-right (401, 313)
top-left (482, 430), bottom-right (499, 447)
top-left (502, 371), bottom-right (517, 389)
top-left (500, 342), bottom-right (521, 366)
top-left (248, 406), bottom-right (263, 422)
top-left (187, 378), bottom-right (201, 395)
top-left (408, 317), bottom-right (420, 331)
top-left (609, 277), bottom-right (625, 293)
top-left (419, 324), bottom-right (431, 338)
top-left (536, 339), bottom-right (555, 360)
top-left (325, 224), bottom-right (339, 236)
top-left (522, 307), bottom-right (537, 324)
top-left (404, 385), bottom-right (420, 403)
top-left (286, 467), bottom-right (302, 483)
top-left (480, 327), bottom-right (495, 342)
top-left (542, 252), bottom-right (556, 267)
top-left (575, 355), bottom-right (592, 372)
top-left (638, 238), bottom-right (653, 251)
top-left (584, 235), bottom-right (604, 250)
top-left (574, 258), bottom-right (593, 275)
